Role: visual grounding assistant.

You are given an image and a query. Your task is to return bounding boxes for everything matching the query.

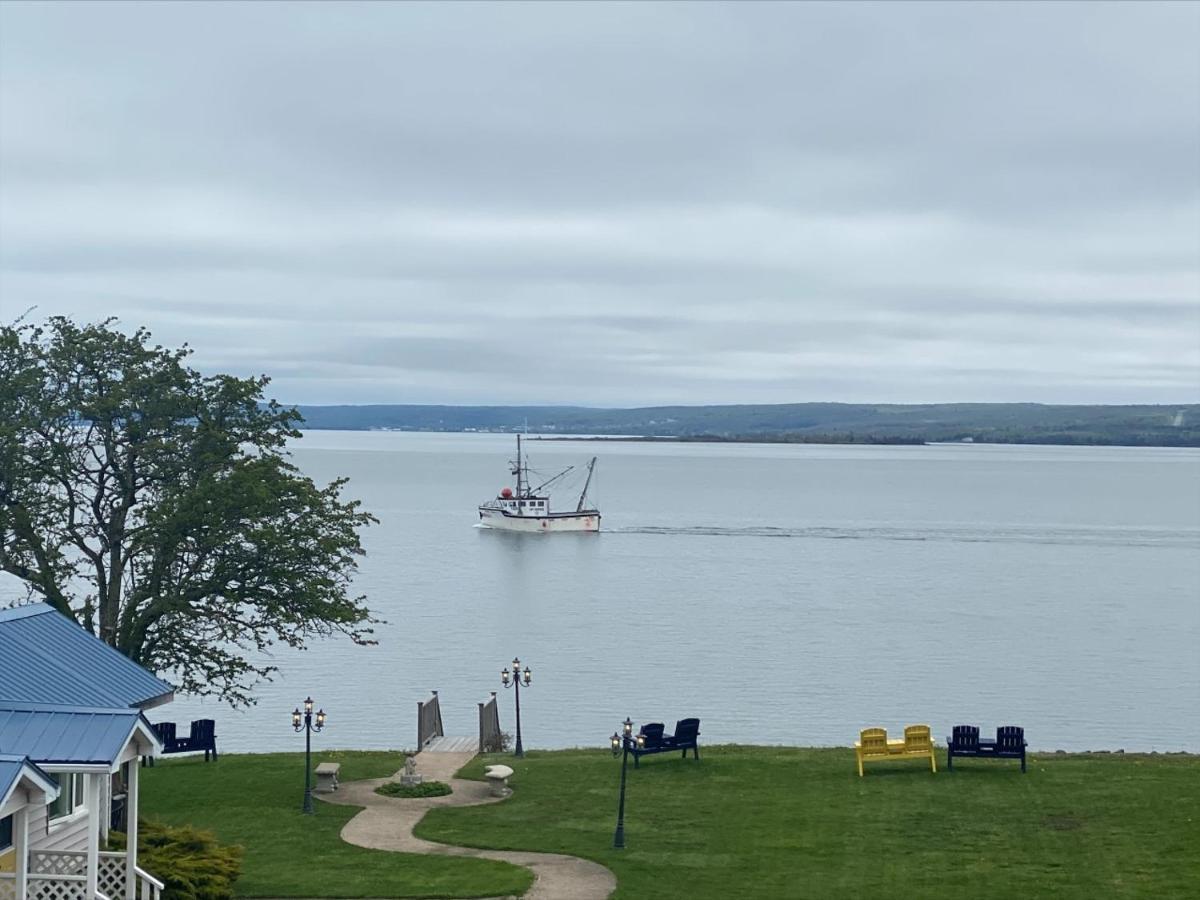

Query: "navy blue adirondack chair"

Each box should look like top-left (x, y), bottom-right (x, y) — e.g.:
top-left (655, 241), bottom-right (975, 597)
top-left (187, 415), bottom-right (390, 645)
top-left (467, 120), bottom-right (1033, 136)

top-left (947, 724), bottom-right (1026, 772)
top-left (664, 718), bottom-right (701, 759)
top-left (630, 723), bottom-right (664, 768)
top-left (946, 725), bottom-right (978, 769)
top-left (631, 718), bottom-right (701, 767)
top-left (640, 723), bottom-right (666, 749)
top-left (152, 721), bottom-right (178, 751)
top-left (995, 725), bottom-right (1026, 772)
top-left (144, 721), bottom-right (178, 766)
top-left (151, 718), bottom-right (218, 763)
top-left (183, 719), bottom-right (219, 762)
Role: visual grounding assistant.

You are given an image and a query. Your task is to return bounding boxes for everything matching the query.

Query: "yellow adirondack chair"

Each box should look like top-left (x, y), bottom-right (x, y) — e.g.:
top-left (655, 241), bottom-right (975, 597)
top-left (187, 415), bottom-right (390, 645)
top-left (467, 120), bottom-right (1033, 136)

top-left (855, 727), bottom-right (888, 777)
top-left (902, 724), bottom-right (937, 773)
top-left (855, 724), bottom-right (937, 775)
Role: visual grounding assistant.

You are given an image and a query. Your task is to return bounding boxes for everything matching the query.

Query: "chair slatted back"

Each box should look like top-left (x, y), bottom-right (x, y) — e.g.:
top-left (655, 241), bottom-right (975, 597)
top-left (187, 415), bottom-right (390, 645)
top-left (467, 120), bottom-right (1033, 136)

top-left (152, 721), bottom-right (176, 744)
top-left (859, 728), bottom-right (887, 753)
top-left (673, 718), bottom-right (700, 743)
top-left (997, 725), bottom-right (1024, 751)
top-left (904, 724), bottom-right (933, 752)
top-left (952, 725), bottom-right (979, 750)
top-left (190, 719), bottom-right (216, 741)
top-left (639, 723), bottom-right (665, 749)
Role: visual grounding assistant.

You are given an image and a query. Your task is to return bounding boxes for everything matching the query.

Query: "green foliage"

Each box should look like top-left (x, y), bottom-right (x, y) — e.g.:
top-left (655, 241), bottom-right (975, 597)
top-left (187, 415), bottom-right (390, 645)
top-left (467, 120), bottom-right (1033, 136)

top-left (0, 317), bottom-right (377, 704)
top-left (140, 752), bottom-right (532, 898)
top-left (374, 779), bottom-right (453, 798)
top-left (110, 820), bottom-right (242, 900)
top-left (420, 747), bottom-right (1200, 900)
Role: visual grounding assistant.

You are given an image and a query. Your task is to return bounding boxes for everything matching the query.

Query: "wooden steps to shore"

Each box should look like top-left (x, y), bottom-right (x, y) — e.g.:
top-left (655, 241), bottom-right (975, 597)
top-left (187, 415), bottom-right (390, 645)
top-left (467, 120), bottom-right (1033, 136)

top-left (422, 735), bottom-right (476, 753)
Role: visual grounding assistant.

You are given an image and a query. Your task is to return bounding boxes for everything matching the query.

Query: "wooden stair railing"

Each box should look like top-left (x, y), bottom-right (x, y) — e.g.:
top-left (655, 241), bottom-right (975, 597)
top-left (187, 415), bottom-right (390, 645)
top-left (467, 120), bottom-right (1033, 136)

top-left (417, 691), bottom-right (444, 749)
top-left (478, 692), bottom-right (502, 753)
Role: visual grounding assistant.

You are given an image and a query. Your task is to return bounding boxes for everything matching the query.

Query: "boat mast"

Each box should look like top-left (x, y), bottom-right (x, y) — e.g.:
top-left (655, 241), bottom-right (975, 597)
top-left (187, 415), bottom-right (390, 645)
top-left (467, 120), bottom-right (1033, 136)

top-left (576, 456), bottom-right (597, 512)
top-left (515, 433), bottom-right (523, 498)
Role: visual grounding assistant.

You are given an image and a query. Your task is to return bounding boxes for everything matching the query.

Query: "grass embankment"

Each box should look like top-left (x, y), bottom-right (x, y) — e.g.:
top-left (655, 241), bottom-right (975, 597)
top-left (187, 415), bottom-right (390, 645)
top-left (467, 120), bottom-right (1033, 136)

top-left (139, 751), bottom-right (533, 898)
top-left (418, 747), bottom-right (1200, 900)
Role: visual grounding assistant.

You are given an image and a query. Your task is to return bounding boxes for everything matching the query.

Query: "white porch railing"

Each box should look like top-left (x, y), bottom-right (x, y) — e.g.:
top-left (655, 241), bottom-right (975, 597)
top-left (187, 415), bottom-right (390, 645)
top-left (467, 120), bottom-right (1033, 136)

top-left (0, 871), bottom-right (89, 900)
top-left (0, 849), bottom-right (164, 900)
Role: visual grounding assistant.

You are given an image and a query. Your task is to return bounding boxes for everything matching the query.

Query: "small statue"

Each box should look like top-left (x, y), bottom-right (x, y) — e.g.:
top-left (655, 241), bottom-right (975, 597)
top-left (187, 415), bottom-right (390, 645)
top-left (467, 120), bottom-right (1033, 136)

top-left (400, 754), bottom-right (422, 785)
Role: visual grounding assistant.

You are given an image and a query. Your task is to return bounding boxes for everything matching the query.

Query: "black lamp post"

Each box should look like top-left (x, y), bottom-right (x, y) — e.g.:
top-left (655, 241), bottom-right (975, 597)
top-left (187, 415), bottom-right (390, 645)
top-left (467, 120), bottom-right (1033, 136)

top-left (500, 657), bottom-right (532, 757)
top-left (609, 717), bottom-right (644, 849)
top-left (291, 697), bottom-right (326, 815)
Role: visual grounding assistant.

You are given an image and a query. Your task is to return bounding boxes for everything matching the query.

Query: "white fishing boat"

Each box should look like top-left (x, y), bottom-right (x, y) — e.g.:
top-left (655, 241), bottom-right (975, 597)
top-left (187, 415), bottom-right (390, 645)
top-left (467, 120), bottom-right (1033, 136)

top-left (478, 434), bottom-right (601, 532)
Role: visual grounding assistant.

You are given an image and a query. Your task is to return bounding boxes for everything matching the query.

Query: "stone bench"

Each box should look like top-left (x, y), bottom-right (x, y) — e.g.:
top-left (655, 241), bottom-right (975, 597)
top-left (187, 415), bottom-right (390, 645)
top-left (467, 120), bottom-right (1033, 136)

top-left (315, 762), bottom-right (341, 793)
top-left (484, 764), bottom-right (514, 797)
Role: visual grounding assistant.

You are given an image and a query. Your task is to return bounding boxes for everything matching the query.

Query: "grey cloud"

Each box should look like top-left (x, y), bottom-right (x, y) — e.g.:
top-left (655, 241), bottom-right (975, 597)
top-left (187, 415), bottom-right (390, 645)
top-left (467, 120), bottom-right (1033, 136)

top-left (0, 0), bottom-right (1197, 405)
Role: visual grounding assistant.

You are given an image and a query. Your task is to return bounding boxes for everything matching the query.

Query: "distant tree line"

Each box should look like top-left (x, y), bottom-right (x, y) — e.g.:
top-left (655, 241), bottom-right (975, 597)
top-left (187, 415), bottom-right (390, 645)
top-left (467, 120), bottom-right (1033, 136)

top-left (293, 402), bottom-right (1200, 447)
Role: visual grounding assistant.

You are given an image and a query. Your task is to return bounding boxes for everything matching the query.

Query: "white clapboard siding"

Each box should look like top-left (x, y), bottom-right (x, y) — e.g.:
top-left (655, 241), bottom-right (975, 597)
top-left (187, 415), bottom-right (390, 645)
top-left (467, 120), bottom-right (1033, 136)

top-left (27, 803), bottom-right (90, 854)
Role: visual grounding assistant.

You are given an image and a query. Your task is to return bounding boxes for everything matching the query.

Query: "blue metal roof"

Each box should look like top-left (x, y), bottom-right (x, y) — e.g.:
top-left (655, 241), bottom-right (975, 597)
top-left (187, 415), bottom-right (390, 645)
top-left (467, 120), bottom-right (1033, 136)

top-left (0, 756), bottom-right (22, 800)
top-left (0, 753), bottom-right (58, 808)
top-left (0, 703), bottom-right (151, 767)
top-left (0, 604), bottom-right (174, 709)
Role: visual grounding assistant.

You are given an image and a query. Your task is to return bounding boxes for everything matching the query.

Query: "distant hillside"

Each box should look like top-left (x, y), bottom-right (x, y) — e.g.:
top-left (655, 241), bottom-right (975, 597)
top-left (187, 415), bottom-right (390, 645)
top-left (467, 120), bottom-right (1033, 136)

top-left (290, 403), bottom-right (1200, 447)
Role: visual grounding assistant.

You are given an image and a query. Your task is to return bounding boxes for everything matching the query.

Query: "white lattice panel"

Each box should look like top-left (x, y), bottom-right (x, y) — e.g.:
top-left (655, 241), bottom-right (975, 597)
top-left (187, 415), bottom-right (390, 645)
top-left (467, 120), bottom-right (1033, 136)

top-left (30, 850), bottom-right (87, 877)
top-left (0, 875), bottom-right (16, 900)
top-left (19, 850), bottom-right (157, 900)
top-left (28, 876), bottom-right (89, 900)
top-left (98, 855), bottom-right (125, 898)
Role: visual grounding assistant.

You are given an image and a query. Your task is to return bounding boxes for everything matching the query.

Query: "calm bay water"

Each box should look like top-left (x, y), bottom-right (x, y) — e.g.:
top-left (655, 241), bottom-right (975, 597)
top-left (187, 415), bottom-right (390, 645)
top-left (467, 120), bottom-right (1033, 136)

top-left (117, 433), bottom-right (1200, 751)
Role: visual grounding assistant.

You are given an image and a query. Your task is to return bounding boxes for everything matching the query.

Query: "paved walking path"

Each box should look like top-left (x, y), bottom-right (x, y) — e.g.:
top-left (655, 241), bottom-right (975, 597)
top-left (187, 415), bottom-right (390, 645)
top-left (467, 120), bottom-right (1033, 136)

top-left (319, 751), bottom-right (616, 900)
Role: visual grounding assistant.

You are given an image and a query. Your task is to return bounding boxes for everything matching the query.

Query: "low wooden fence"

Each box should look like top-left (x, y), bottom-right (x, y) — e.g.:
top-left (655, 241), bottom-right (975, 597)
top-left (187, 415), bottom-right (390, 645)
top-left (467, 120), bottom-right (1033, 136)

top-left (417, 691), bottom-right (444, 749)
top-left (478, 691), bottom-right (502, 753)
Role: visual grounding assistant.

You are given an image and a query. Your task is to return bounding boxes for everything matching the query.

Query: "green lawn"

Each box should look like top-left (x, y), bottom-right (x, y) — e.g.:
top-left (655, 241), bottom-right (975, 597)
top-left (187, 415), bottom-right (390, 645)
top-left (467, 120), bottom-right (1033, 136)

top-left (138, 751), bottom-right (533, 898)
top-left (418, 746), bottom-right (1200, 900)
top-left (139, 747), bottom-right (1200, 899)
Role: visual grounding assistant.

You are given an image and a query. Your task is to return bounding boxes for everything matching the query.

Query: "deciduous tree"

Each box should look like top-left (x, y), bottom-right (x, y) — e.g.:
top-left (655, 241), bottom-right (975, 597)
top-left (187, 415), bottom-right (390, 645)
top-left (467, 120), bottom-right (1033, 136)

top-left (0, 317), bottom-right (377, 705)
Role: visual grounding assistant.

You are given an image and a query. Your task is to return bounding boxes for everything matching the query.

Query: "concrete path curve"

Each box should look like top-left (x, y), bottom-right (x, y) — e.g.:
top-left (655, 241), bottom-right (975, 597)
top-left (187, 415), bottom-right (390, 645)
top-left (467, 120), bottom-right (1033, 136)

top-left (319, 751), bottom-right (616, 900)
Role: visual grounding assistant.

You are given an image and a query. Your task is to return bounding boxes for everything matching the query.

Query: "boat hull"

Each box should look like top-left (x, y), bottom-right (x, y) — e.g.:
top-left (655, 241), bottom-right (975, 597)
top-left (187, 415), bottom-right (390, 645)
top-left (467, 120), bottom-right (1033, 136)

top-left (478, 507), bottom-right (601, 533)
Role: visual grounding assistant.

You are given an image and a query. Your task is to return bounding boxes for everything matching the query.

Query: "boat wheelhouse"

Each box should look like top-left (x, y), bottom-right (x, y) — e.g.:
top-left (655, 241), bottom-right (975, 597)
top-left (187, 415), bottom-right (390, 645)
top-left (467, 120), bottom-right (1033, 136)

top-left (478, 435), bottom-right (601, 533)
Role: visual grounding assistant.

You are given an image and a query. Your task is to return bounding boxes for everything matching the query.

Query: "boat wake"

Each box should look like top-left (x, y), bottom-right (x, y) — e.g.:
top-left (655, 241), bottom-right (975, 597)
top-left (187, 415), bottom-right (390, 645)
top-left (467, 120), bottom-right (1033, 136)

top-left (606, 524), bottom-right (1199, 549)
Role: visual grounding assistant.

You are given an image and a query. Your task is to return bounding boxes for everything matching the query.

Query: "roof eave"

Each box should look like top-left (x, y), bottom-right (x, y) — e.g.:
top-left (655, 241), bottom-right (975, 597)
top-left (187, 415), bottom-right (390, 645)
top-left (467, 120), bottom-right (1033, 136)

top-left (35, 762), bottom-right (114, 774)
top-left (0, 759), bottom-right (61, 810)
top-left (136, 689), bottom-right (175, 711)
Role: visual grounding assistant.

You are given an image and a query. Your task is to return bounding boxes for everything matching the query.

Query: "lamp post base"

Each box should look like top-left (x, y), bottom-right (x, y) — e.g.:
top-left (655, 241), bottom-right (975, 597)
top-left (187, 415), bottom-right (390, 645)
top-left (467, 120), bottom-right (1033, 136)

top-left (612, 823), bottom-right (625, 849)
top-left (303, 788), bottom-right (314, 815)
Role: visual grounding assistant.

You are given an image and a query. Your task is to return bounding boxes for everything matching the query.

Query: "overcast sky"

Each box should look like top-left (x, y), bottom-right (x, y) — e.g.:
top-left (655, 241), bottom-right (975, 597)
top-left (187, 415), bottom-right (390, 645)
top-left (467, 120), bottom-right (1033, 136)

top-left (1, 1), bottom-right (1197, 407)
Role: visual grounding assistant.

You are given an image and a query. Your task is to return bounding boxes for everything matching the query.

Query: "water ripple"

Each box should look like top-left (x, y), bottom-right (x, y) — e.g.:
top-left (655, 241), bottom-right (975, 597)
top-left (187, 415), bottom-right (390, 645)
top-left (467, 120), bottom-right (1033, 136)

top-left (608, 524), bottom-right (1199, 548)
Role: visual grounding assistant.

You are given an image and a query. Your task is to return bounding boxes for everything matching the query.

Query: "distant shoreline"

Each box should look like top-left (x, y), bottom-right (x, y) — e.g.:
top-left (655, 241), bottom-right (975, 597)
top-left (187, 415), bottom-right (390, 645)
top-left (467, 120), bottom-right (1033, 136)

top-left (295, 428), bottom-right (1200, 448)
top-left (291, 401), bottom-right (1199, 447)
